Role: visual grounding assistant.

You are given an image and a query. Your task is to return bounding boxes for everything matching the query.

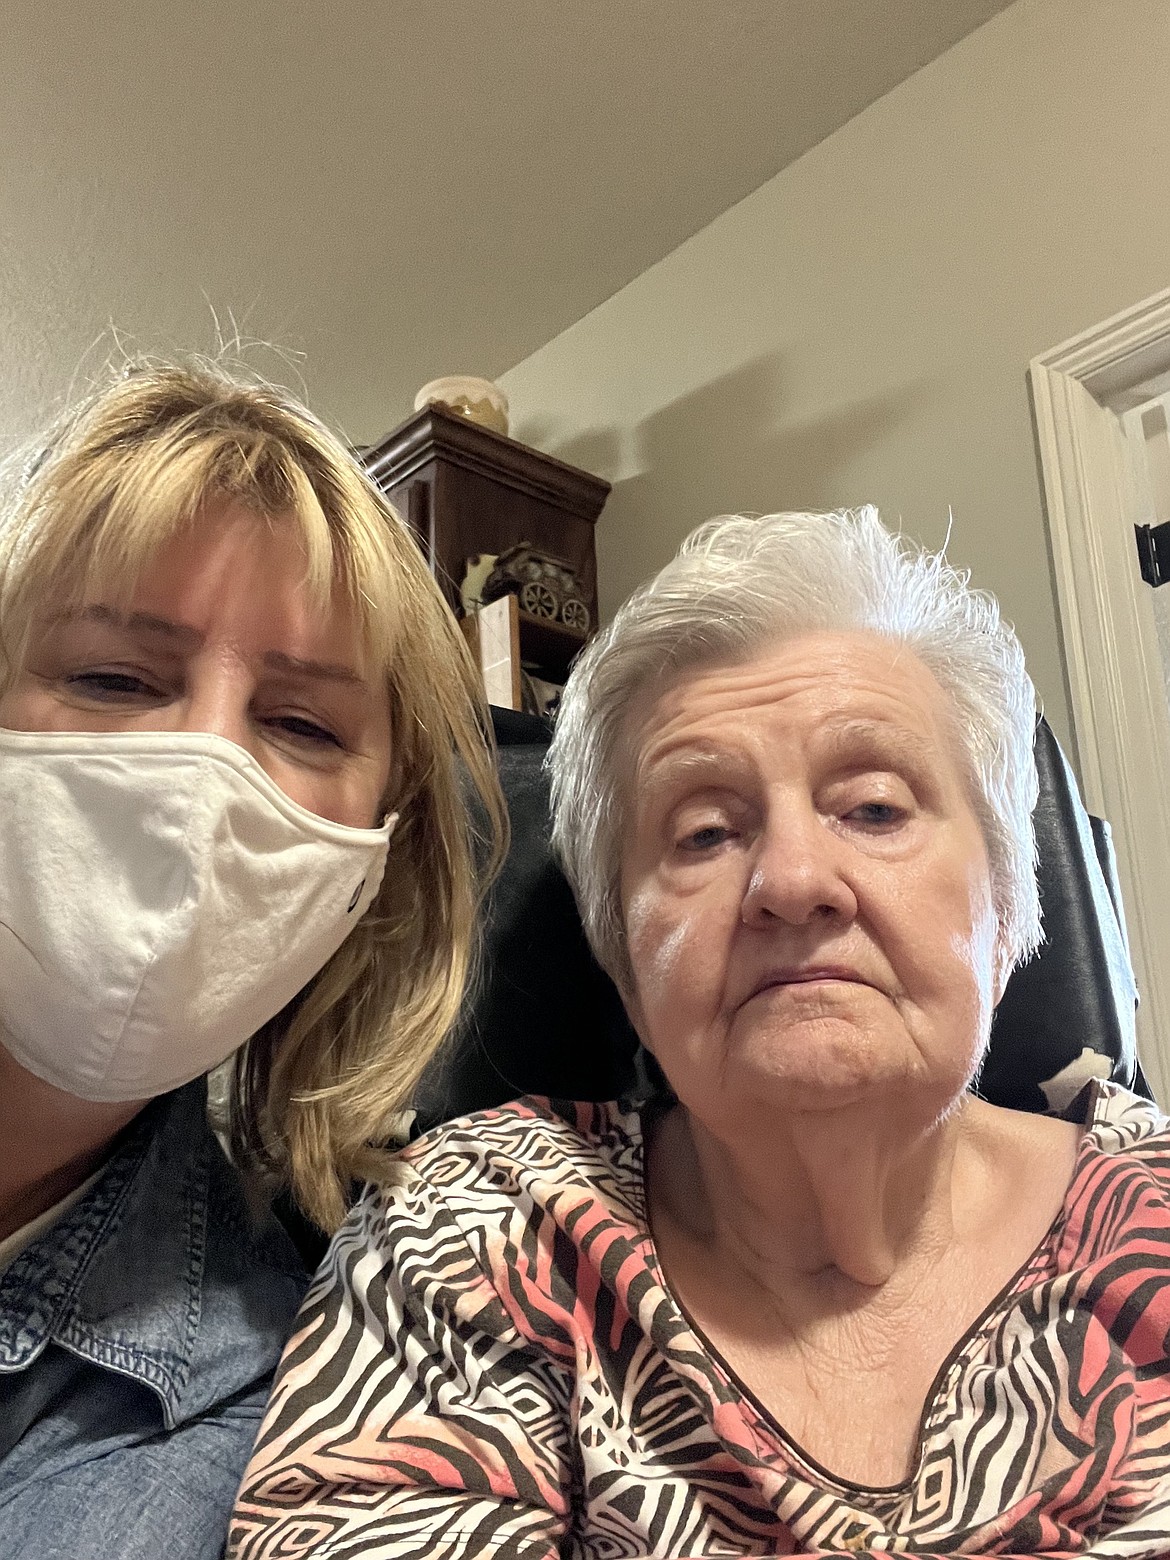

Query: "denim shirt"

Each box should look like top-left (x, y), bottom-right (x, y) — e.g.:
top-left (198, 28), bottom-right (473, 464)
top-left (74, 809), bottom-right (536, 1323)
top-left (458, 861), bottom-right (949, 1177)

top-left (0, 1079), bottom-right (307, 1560)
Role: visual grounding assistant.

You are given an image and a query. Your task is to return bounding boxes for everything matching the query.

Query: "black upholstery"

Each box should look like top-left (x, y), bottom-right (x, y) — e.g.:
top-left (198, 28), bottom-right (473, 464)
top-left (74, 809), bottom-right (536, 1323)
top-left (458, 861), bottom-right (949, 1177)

top-left (413, 708), bottom-right (644, 1128)
top-left (979, 721), bottom-right (1144, 1111)
top-left (413, 710), bottom-right (1147, 1132)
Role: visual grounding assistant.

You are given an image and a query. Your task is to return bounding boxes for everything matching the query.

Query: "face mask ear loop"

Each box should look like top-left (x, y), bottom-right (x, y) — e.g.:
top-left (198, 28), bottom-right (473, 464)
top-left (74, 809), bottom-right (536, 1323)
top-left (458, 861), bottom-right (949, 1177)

top-left (351, 817), bottom-right (395, 917)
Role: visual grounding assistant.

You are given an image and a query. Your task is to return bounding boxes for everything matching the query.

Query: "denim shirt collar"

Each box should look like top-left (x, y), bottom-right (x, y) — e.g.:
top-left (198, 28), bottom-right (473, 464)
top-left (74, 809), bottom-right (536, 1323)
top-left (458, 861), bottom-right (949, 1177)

top-left (0, 1080), bottom-right (305, 1429)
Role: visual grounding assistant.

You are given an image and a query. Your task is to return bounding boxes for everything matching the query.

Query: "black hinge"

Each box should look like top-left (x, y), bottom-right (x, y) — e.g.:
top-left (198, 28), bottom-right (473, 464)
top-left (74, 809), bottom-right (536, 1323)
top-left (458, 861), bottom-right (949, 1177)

top-left (1135, 521), bottom-right (1170, 587)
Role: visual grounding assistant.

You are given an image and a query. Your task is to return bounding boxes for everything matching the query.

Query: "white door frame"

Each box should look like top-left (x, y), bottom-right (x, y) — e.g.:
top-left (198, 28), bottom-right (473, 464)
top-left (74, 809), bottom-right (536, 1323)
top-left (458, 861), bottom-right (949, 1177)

top-left (1030, 288), bottom-right (1170, 1102)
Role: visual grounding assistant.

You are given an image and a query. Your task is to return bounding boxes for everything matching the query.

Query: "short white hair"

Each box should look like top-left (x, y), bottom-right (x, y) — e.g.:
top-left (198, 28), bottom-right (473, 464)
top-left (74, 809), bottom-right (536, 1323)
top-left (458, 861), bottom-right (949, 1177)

top-left (548, 507), bottom-right (1041, 990)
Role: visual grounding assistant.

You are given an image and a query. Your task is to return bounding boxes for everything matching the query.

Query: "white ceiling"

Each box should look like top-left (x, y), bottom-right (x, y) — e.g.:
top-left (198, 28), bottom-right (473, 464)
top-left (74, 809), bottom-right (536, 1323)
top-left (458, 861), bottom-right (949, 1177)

top-left (1, 0), bottom-right (1013, 449)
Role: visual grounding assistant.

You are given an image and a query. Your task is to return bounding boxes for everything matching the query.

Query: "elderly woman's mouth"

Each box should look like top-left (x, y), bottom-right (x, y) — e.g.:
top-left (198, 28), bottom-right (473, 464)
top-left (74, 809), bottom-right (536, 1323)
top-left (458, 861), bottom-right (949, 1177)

top-left (747, 966), bottom-right (873, 1000)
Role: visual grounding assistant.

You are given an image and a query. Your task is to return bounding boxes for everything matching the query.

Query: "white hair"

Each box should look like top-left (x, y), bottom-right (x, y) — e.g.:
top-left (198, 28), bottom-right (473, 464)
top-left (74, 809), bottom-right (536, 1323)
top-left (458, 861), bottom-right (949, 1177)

top-left (548, 507), bottom-right (1041, 990)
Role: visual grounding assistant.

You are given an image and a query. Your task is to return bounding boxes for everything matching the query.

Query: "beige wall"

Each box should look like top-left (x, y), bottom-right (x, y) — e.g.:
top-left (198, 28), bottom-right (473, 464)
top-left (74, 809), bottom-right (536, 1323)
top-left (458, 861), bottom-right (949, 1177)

top-left (501, 0), bottom-right (1170, 756)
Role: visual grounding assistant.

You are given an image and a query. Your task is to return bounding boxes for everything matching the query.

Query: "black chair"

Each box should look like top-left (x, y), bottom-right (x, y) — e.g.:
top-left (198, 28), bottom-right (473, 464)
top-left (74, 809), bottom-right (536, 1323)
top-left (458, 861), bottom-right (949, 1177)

top-left (414, 711), bottom-right (1147, 1131)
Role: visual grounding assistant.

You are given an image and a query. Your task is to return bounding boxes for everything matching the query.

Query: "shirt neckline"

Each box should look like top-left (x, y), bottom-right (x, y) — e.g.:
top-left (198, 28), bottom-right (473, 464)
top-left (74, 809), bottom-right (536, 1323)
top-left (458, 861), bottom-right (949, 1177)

top-left (632, 1077), bottom-right (1130, 1499)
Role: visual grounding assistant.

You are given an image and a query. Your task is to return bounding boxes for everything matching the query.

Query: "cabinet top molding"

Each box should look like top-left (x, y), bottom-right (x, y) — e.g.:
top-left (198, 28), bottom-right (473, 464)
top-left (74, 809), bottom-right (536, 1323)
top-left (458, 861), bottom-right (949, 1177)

top-left (363, 405), bottom-right (611, 522)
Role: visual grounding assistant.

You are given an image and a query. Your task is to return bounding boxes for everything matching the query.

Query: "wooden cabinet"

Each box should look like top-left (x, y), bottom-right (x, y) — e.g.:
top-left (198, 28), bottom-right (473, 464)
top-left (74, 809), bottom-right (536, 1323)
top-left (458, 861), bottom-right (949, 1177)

top-left (363, 405), bottom-right (610, 685)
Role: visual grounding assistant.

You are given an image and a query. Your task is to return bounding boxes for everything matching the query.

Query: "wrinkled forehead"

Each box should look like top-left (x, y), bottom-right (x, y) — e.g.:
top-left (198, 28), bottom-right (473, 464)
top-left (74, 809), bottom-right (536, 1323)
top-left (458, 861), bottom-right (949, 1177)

top-left (617, 630), bottom-right (975, 805)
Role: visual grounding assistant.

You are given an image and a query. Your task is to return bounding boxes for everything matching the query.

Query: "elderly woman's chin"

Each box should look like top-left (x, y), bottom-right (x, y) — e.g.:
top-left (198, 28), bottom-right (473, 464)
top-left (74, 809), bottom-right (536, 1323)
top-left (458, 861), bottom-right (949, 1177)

top-left (659, 999), bottom-right (983, 1132)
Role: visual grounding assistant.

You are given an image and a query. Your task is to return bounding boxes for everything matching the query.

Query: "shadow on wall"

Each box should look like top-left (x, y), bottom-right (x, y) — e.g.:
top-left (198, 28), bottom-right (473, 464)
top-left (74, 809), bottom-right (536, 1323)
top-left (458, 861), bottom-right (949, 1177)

top-left (527, 353), bottom-right (938, 621)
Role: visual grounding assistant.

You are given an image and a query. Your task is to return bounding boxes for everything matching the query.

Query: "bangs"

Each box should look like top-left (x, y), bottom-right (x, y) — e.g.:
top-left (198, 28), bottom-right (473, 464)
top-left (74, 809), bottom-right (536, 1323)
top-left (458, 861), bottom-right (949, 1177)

top-left (0, 418), bottom-right (406, 684)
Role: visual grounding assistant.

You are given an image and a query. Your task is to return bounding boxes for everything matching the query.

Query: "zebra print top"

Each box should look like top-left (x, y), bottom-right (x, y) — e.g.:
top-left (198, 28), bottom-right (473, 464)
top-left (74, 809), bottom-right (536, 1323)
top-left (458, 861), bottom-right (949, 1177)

top-left (230, 1081), bottom-right (1170, 1560)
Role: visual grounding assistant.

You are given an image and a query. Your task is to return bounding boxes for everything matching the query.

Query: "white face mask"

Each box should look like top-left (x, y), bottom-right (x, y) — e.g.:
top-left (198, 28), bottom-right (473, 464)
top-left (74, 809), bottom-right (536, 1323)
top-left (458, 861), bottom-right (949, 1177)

top-left (0, 728), bottom-right (396, 1103)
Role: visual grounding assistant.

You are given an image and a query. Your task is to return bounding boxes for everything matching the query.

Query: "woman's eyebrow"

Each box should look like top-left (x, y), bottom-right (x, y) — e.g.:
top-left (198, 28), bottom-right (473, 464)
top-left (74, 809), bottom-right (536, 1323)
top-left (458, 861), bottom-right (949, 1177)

top-left (55, 608), bottom-right (364, 686)
top-left (818, 718), bottom-right (935, 770)
top-left (57, 604), bottom-right (202, 647)
top-left (262, 650), bottom-right (364, 686)
top-left (638, 746), bottom-right (748, 798)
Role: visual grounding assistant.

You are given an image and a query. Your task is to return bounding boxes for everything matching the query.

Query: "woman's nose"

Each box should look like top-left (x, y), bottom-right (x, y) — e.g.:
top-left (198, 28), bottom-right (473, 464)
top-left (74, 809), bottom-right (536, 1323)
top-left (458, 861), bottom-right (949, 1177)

top-left (740, 811), bottom-right (858, 929)
top-left (177, 674), bottom-right (259, 760)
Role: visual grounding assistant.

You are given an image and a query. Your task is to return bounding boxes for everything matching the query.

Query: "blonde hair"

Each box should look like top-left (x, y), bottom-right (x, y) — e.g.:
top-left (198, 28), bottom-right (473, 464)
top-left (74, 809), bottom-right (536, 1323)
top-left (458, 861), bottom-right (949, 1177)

top-left (0, 357), bottom-right (507, 1230)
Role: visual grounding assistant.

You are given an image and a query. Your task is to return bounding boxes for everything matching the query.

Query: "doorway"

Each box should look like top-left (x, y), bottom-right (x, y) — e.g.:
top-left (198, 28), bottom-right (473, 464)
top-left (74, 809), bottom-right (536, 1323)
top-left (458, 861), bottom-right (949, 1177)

top-left (1031, 288), bottom-right (1170, 1100)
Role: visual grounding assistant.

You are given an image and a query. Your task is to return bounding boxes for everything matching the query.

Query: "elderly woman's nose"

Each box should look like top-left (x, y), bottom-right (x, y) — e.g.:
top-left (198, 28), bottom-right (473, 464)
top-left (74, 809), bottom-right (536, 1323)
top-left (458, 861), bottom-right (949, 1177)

top-left (740, 814), bottom-right (857, 928)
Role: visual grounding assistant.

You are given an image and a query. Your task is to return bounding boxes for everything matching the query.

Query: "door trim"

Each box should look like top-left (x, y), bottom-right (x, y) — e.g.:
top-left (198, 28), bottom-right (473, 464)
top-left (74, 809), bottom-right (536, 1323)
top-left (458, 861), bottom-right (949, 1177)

top-left (1031, 288), bottom-right (1170, 1100)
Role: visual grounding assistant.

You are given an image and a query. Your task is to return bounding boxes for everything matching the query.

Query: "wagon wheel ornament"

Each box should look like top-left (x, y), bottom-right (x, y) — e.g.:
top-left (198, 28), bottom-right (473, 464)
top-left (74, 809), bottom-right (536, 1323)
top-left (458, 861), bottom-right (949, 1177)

top-left (520, 581), bottom-right (558, 619)
top-left (560, 598), bottom-right (590, 633)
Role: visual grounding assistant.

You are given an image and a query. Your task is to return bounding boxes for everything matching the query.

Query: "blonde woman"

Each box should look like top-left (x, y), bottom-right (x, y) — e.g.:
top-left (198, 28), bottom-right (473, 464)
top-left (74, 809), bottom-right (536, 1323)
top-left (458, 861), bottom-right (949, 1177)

top-left (0, 360), bottom-right (505, 1560)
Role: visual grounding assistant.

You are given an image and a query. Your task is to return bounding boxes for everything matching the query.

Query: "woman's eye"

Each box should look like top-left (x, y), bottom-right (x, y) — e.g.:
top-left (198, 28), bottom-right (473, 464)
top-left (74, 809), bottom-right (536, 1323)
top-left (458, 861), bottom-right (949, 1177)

top-left (679, 823), bottom-right (733, 852)
top-left (268, 714), bottom-right (344, 749)
top-left (846, 801), bottom-right (905, 828)
top-left (64, 670), bottom-right (161, 701)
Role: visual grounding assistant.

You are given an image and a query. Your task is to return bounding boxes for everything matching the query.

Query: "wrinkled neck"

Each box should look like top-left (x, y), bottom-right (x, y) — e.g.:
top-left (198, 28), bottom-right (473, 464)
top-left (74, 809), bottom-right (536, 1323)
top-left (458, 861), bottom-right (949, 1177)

top-left (651, 1095), bottom-right (967, 1292)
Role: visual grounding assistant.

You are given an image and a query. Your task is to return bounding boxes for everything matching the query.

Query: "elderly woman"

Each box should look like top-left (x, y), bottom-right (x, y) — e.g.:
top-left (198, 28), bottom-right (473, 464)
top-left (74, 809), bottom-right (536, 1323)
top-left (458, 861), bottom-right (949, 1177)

top-left (232, 508), bottom-right (1170, 1560)
top-left (0, 359), bottom-right (504, 1560)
